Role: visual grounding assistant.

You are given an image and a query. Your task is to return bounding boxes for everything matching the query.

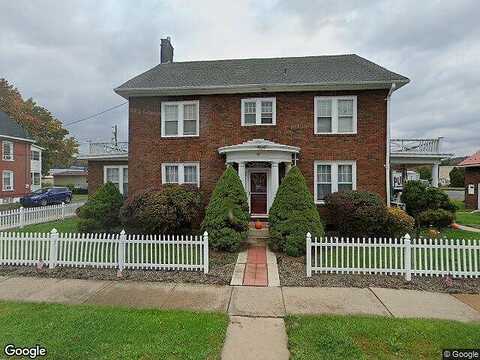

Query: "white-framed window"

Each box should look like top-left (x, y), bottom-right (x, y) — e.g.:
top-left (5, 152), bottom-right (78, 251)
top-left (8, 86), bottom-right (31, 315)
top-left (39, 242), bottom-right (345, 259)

top-left (104, 165), bottom-right (128, 195)
top-left (314, 161), bottom-right (356, 204)
top-left (2, 141), bottom-right (14, 161)
top-left (241, 98), bottom-right (276, 126)
top-left (161, 162), bottom-right (200, 187)
top-left (31, 172), bottom-right (41, 186)
top-left (314, 96), bottom-right (357, 134)
top-left (2, 170), bottom-right (14, 191)
top-left (161, 100), bottom-right (199, 137)
top-left (31, 150), bottom-right (40, 161)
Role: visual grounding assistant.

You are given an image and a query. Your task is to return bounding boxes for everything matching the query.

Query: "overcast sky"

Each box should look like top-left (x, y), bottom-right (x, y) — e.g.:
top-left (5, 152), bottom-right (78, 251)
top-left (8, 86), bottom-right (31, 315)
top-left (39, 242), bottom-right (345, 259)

top-left (1, 0), bottom-right (479, 156)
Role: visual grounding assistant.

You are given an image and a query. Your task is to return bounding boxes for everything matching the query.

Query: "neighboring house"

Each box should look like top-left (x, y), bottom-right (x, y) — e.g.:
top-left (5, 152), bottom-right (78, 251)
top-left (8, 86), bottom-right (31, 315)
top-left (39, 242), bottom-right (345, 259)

top-left (0, 110), bottom-right (42, 203)
top-left (83, 38), bottom-right (415, 216)
top-left (53, 169), bottom-right (88, 189)
top-left (458, 151), bottom-right (480, 210)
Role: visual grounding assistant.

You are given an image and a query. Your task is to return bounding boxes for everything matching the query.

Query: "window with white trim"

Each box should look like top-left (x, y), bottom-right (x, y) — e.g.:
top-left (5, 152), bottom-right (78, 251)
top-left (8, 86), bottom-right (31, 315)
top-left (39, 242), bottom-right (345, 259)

top-left (314, 161), bottom-right (356, 203)
top-left (241, 98), bottom-right (276, 126)
top-left (2, 170), bottom-right (14, 191)
top-left (31, 172), bottom-right (41, 186)
top-left (161, 101), bottom-right (199, 137)
top-left (31, 150), bottom-right (40, 161)
top-left (104, 166), bottom-right (128, 195)
top-left (314, 96), bottom-right (357, 134)
top-left (161, 163), bottom-right (200, 187)
top-left (2, 141), bottom-right (14, 161)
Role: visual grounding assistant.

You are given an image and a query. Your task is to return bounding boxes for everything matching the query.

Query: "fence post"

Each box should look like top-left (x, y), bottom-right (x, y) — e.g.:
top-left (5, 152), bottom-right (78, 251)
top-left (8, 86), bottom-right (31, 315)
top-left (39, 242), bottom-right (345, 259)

top-left (118, 230), bottom-right (126, 272)
top-left (306, 232), bottom-right (312, 277)
top-left (61, 202), bottom-right (65, 220)
top-left (19, 207), bottom-right (25, 228)
top-left (404, 233), bottom-right (412, 281)
top-left (203, 231), bottom-right (209, 274)
top-left (49, 228), bottom-right (59, 269)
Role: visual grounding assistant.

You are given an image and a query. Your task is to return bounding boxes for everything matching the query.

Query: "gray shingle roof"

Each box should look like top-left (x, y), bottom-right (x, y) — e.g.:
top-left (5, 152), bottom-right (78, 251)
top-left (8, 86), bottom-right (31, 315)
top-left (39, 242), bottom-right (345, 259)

top-left (115, 54), bottom-right (409, 95)
top-left (0, 110), bottom-right (33, 141)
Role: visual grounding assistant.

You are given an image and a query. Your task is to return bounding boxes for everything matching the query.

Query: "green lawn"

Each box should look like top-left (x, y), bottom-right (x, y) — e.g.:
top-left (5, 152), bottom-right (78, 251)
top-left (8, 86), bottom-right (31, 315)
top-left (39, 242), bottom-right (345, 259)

top-left (17, 217), bottom-right (80, 233)
top-left (451, 199), bottom-right (465, 210)
top-left (455, 211), bottom-right (480, 228)
top-left (72, 194), bottom-right (88, 203)
top-left (286, 314), bottom-right (480, 360)
top-left (420, 227), bottom-right (480, 241)
top-left (0, 301), bottom-right (228, 360)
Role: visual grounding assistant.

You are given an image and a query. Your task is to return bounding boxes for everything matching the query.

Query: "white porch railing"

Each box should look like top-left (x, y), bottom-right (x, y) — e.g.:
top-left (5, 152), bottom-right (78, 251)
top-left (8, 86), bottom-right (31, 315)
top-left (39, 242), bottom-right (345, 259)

top-left (0, 203), bottom-right (84, 231)
top-left (390, 138), bottom-right (441, 154)
top-left (306, 233), bottom-right (480, 280)
top-left (0, 230), bottom-right (209, 273)
top-left (88, 141), bottom-right (128, 155)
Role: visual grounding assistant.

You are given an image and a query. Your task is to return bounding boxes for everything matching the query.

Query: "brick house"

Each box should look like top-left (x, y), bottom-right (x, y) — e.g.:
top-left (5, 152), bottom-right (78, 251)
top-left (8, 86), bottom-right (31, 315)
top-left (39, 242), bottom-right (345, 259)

top-left (459, 151), bottom-right (480, 210)
top-left (0, 110), bottom-right (43, 203)
top-left (84, 38), bottom-right (412, 217)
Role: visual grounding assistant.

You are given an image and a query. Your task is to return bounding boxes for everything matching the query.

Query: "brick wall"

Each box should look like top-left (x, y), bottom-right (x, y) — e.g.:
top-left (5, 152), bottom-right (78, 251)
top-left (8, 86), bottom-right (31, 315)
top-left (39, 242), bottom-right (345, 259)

top-left (128, 89), bottom-right (388, 205)
top-left (464, 167), bottom-right (480, 209)
top-left (87, 160), bottom-right (128, 195)
top-left (0, 138), bottom-right (31, 200)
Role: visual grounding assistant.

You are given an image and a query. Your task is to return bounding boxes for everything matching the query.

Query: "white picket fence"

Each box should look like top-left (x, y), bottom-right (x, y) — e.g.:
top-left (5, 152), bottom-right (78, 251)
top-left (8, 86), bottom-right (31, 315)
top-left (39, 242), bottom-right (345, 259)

top-left (306, 233), bottom-right (480, 280)
top-left (0, 202), bottom-right (83, 231)
top-left (0, 229), bottom-right (209, 273)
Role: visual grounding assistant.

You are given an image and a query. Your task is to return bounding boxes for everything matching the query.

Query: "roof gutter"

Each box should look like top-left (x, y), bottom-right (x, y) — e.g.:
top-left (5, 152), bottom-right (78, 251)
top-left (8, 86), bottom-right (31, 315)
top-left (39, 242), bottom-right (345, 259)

top-left (385, 82), bottom-right (396, 207)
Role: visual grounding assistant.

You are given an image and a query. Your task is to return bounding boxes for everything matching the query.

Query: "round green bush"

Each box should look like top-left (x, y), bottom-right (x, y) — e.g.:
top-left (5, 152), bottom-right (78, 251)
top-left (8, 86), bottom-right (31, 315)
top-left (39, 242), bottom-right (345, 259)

top-left (120, 184), bottom-right (203, 234)
top-left (401, 181), bottom-right (456, 218)
top-left (385, 207), bottom-right (415, 238)
top-left (324, 190), bottom-right (387, 238)
top-left (77, 182), bottom-right (123, 233)
top-left (416, 209), bottom-right (455, 229)
top-left (268, 166), bottom-right (324, 257)
top-left (201, 166), bottom-right (250, 252)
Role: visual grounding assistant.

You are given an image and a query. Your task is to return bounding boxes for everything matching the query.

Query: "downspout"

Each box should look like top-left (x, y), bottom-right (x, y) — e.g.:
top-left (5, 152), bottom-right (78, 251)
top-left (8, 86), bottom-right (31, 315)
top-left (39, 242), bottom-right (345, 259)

top-left (385, 83), bottom-right (396, 207)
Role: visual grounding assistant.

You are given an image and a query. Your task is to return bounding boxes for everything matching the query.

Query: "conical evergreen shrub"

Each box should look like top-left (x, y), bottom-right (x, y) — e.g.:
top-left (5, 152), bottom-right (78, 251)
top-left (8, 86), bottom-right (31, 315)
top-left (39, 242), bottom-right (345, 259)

top-left (201, 165), bottom-right (250, 251)
top-left (268, 166), bottom-right (324, 256)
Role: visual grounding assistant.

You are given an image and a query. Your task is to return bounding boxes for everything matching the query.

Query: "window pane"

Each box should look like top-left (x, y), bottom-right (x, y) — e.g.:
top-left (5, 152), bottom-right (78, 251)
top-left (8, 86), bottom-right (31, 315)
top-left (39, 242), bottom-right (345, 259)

top-left (106, 168), bottom-right (119, 183)
top-left (261, 101), bottom-right (272, 114)
top-left (244, 114), bottom-right (256, 124)
top-left (165, 121), bottom-right (178, 136)
top-left (317, 184), bottom-right (331, 201)
top-left (261, 114), bottom-right (273, 124)
top-left (123, 168), bottom-right (128, 183)
top-left (184, 165), bottom-right (198, 184)
top-left (318, 99), bottom-right (332, 117)
top-left (338, 184), bottom-right (353, 192)
top-left (338, 100), bottom-right (353, 116)
top-left (338, 116), bottom-right (353, 132)
top-left (317, 165), bottom-right (331, 183)
top-left (183, 104), bottom-right (196, 120)
top-left (244, 102), bottom-right (256, 114)
top-left (338, 165), bottom-right (352, 183)
top-left (317, 117), bottom-right (332, 133)
top-left (165, 165), bottom-right (178, 183)
top-left (164, 104), bottom-right (178, 121)
top-left (183, 120), bottom-right (197, 135)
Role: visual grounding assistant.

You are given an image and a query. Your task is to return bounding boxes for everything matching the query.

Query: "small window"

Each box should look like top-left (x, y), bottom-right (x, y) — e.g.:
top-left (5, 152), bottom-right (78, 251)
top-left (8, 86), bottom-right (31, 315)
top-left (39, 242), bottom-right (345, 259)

top-left (241, 98), bottom-right (276, 126)
top-left (104, 166), bottom-right (128, 195)
top-left (2, 170), bottom-right (14, 191)
top-left (31, 150), bottom-right (40, 161)
top-left (31, 172), bottom-right (41, 186)
top-left (2, 141), bottom-right (14, 161)
top-left (161, 101), bottom-right (199, 137)
top-left (314, 96), bottom-right (357, 134)
top-left (162, 163), bottom-right (200, 187)
top-left (314, 161), bottom-right (356, 204)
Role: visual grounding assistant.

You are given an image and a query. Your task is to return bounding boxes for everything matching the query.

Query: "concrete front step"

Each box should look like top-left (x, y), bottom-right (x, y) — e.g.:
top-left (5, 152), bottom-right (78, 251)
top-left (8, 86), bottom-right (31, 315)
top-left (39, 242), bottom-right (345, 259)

top-left (248, 228), bottom-right (269, 239)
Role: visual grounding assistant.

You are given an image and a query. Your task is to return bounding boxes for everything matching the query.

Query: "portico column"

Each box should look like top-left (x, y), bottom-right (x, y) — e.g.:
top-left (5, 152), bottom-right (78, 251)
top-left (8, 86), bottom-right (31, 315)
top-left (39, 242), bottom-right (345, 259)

top-left (238, 162), bottom-right (246, 189)
top-left (432, 163), bottom-right (439, 188)
top-left (271, 161), bottom-right (279, 202)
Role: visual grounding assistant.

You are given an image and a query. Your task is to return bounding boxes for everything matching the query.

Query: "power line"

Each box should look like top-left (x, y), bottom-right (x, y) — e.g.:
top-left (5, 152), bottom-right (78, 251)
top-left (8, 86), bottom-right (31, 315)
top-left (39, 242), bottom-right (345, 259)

top-left (64, 102), bottom-right (127, 126)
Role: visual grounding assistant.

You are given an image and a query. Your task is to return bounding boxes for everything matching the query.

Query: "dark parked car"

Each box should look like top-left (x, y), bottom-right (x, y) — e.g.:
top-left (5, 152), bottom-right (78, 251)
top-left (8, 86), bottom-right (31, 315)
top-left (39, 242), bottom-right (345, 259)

top-left (20, 187), bottom-right (72, 207)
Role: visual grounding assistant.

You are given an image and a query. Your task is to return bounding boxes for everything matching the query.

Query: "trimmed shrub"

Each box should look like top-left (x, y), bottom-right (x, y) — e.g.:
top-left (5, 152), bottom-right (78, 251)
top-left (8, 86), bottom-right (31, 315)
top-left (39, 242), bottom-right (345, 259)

top-left (401, 181), bottom-right (456, 217)
top-left (120, 184), bottom-right (203, 234)
top-left (269, 167), bottom-right (324, 257)
top-left (417, 209), bottom-right (455, 229)
top-left (201, 166), bottom-right (250, 252)
top-left (385, 207), bottom-right (415, 239)
top-left (324, 191), bottom-right (387, 238)
top-left (449, 167), bottom-right (465, 188)
top-left (77, 182), bottom-right (123, 233)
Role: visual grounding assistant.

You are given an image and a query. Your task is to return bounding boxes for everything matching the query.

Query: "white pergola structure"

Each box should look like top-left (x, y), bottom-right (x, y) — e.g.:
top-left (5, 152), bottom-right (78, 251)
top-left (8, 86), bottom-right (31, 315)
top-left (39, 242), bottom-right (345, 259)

top-left (218, 139), bottom-right (300, 215)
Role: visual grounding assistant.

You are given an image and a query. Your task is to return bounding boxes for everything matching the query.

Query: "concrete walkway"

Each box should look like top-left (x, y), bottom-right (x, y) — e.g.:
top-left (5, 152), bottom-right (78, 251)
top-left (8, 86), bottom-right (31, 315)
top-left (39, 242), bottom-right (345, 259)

top-left (454, 223), bottom-right (480, 233)
top-left (1, 276), bottom-right (480, 359)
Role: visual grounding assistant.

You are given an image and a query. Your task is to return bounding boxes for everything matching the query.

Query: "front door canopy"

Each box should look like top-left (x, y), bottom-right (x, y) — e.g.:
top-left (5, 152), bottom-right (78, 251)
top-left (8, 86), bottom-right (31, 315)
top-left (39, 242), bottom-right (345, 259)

top-left (218, 139), bottom-right (300, 163)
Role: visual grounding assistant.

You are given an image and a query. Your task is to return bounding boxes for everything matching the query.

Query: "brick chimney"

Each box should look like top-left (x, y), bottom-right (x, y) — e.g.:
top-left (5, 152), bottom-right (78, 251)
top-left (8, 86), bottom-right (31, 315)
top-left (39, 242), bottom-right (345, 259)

top-left (160, 37), bottom-right (174, 63)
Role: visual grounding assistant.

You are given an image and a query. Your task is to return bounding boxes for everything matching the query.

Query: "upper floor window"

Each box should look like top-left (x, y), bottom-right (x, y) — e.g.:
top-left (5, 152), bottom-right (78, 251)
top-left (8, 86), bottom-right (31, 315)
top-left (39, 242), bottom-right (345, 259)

top-left (104, 165), bottom-right (128, 195)
top-left (314, 96), bottom-right (357, 134)
top-left (161, 162), bottom-right (200, 187)
top-left (2, 141), bottom-right (14, 161)
top-left (161, 101), bottom-right (199, 137)
top-left (314, 161), bottom-right (356, 204)
top-left (31, 150), bottom-right (40, 161)
top-left (241, 98), bottom-right (276, 126)
top-left (2, 170), bottom-right (14, 191)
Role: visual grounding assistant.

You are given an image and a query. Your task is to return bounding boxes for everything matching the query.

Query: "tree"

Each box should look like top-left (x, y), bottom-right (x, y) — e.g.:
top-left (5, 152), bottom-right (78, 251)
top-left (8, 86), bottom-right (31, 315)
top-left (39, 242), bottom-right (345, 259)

top-left (268, 166), bottom-right (324, 256)
top-left (0, 78), bottom-right (78, 173)
top-left (418, 166), bottom-right (432, 182)
top-left (201, 166), bottom-right (250, 252)
top-left (449, 167), bottom-right (465, 188)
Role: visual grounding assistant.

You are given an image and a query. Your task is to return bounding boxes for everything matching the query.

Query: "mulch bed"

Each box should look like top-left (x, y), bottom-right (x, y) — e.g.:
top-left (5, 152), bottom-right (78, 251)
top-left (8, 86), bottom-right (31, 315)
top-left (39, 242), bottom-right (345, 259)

top-left (277, 253), bottom-right (480, 294)
top-left (0, 251), bottom-right (237, 286)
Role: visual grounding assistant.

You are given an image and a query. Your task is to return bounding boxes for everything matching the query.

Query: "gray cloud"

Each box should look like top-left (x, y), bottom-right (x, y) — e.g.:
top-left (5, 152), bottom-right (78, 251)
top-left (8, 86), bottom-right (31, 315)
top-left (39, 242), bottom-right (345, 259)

top-left (1, 0), bottom-right (478, 156)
